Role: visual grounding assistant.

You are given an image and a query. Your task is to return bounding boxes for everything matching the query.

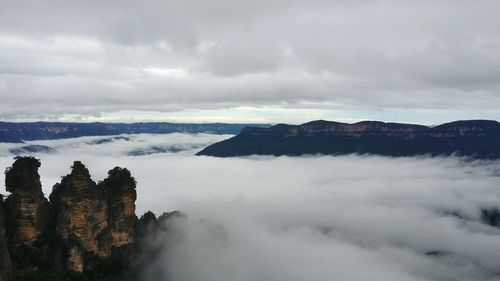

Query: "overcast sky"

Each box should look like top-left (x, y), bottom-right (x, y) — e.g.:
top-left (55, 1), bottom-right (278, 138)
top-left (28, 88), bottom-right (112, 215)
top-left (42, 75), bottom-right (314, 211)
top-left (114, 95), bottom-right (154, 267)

top-left (1, 0), bottom-right (500, 124)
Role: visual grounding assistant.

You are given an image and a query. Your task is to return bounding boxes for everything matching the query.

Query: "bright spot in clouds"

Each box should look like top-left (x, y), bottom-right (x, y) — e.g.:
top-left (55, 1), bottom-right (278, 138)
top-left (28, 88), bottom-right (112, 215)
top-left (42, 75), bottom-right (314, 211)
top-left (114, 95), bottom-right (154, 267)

top-left (141, 67), bottom-right (189, 78)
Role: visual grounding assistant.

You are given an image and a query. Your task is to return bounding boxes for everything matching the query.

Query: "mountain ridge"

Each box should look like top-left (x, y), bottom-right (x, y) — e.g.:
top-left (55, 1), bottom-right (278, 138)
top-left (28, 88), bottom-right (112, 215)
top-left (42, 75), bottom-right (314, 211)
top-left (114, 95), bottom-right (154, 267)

top-left (0, 122), bottom-right (270, 143)
top-left (197, 119), bottom-right (500, 158)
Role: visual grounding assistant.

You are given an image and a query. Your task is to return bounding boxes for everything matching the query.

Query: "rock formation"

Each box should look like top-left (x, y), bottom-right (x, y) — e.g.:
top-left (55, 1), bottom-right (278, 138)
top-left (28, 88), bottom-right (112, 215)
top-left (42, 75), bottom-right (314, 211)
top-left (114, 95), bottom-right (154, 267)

top-left (0, 196), bottom-right (12, 281)
top-left (137, 211), bottom-right (185, 240)
top-left (197, 119), bottom-right (500, 158)
top-left (137, 211), bottom-right (159, 239)
top-left (0, 156), bottom-right (169, 280)
top-left (99, 167), bottom-right (138, 256)
top-left (47, 161), bottom-right (142, 274)
top-left (4, 157), bottom-right (51, 245)
top-left (50, 161), bottom-right (111, 272)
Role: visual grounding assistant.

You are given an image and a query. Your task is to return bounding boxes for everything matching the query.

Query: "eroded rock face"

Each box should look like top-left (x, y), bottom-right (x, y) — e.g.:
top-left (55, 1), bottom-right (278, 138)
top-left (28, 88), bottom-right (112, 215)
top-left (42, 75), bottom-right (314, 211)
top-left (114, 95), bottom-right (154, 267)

top-left (4, 156), bottom-right (51, 245)
top-left (50, 161), bottom-right (111, 272)
top-left (137, 211), bottom-right (159, 239)
top-left (99, 167), bottom-right (138, 255)
top-left (3, 157), bottom-right (145, 278)
top-left (49, 162), bottom-right (139, 273)
top-left (0, 197), bottom-right (12, 281)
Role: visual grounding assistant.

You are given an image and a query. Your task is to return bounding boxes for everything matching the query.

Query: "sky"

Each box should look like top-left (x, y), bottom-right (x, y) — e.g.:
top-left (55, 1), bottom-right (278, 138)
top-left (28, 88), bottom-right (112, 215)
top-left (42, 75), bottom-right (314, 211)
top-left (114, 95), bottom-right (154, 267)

top-left (2, 134), bottom-right (500, 280)
top-left (1, 0), bottom-right (500, 124)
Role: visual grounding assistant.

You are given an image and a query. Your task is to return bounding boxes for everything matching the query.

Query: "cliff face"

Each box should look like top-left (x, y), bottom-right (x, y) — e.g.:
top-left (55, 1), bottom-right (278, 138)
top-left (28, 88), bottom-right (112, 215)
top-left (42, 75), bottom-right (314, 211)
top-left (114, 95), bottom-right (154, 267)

top-left (263, 120), bottom-right (429, 139)
top-left (99, 167), bottom-right (138, 255)
top-left (50, 161), bottom-right (111, 272)
top-left (4, 157), bottom-right (51, 245)
top-left (49, 161), bottom-right (139, 273)
top-left (197, 120), bottom-right (500, 158)
top-left (238, 120), bottom-right (500, 139)
top-left (0, 197), bottom-right (12, 281)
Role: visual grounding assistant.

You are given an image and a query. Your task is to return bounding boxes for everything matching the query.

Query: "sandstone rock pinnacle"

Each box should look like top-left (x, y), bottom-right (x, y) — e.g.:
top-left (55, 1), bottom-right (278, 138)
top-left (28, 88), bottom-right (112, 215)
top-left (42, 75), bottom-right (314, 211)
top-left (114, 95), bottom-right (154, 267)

top-left (4, 156), bottom-right (51, 245)
top-left (50, 161), bottom-right (110, 272)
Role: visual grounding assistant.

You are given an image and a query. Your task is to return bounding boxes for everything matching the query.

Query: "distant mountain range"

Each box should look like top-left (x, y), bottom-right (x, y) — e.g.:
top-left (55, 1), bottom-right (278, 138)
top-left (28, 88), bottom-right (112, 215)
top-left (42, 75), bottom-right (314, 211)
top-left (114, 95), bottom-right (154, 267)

top-left (0, 122), bottom-right (269, 143)
top-left (197, 120), bottom-right (500, 159)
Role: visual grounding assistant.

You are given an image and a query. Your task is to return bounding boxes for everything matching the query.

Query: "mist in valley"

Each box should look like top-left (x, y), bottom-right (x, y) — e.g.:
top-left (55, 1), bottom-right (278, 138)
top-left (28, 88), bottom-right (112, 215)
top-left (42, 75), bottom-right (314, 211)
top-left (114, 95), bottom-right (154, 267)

top-left (1, 134), bottom-right (500, 281)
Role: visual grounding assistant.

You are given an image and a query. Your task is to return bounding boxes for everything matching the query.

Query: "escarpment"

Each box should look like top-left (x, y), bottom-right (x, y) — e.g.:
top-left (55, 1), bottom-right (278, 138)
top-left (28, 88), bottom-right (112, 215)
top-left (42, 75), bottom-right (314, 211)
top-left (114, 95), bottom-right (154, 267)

top-left (197, 120), bottom-right (500, 158)
top-left (0, 156), bottom-right (163, 280)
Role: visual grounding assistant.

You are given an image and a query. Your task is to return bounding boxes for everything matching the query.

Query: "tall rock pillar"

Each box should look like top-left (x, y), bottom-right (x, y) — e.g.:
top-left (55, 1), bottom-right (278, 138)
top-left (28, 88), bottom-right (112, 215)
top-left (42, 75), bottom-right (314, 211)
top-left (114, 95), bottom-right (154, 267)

top-left (4, 156), bottom-right (51, 245)
top-left (50, 161), bottom-right (110, 273)
top-left (99, 167), bottom-right (138, 256)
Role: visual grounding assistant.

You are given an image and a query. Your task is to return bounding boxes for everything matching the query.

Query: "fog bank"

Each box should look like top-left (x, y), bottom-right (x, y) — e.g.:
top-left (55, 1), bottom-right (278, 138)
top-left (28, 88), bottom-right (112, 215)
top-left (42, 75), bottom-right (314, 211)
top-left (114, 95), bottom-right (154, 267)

top-left (1, 134), bottom-right (500, 280)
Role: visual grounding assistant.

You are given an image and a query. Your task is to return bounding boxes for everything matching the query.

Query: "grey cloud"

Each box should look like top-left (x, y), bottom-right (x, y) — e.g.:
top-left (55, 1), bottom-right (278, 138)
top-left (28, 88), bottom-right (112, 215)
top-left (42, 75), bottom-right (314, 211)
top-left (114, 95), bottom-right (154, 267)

top-left (1, 0), bottom-right (500, 120)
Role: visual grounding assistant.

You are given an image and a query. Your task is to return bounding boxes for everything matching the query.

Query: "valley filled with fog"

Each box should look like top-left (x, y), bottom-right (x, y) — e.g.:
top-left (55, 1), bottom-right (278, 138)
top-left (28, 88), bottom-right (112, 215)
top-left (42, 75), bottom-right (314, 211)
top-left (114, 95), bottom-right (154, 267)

top-left (1, 133), bottom-right (500, 281)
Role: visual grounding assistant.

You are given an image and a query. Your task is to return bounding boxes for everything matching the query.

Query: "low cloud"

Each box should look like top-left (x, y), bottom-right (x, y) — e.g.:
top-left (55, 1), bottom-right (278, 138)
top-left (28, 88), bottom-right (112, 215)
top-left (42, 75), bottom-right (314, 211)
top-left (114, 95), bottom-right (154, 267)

top-left (139, 155), bottom-right (500, 281)
top-left (1, 134), bottom-right (500, 280)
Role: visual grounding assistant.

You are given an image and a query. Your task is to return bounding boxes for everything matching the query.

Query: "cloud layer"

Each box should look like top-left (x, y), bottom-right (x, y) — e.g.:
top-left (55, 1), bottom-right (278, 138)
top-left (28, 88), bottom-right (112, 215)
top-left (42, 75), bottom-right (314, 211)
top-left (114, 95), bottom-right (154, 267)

top-left (1, 0), bottom-right (500, 122)
top-left (2, 133), bottom-right (500, 280)
top-left (141, 155), bottom-right (500, 281)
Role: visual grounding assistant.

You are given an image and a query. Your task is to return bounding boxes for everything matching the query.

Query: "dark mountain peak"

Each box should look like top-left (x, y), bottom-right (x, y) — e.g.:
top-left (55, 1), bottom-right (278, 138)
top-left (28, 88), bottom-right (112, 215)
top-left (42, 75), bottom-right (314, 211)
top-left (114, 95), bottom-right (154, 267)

top-left (299, 120), bottom-right (348, 132)
top-left (272, 123), bottom-right (297, 129)
top-left (353, 120), bottom-right (386, 126)
top-left (139, 211), bottom-right (158, 224)
top-left (138, 211), bottom-right (159, 238)
top-left (301, 120), bottom-right (346, 126)
top-left (433, 120), bottom-right (500, 130)
top-left (158, 210), bottom-right (185, 221)
top-left (70, 161), bottom-right (91, 177)
top-left (353, 120), bottom-right (425, 128)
